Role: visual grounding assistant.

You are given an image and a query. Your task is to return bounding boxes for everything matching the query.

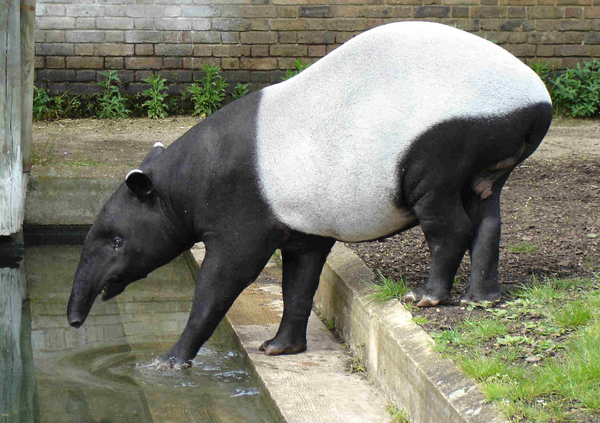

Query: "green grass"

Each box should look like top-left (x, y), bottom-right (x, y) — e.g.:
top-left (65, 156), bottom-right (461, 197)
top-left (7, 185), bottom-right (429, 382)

top-left (432, 275), bottom-right (600, 422)
top-left (507, 242), bottom-right (540, 254)
top-left (368, 271), bottom-right (410, 302)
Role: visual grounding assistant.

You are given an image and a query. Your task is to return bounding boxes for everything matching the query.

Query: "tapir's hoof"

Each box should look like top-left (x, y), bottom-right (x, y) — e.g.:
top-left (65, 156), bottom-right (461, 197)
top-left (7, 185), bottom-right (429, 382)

top-left (259, 339), bottom-right (307, 356)
top-left (153, 355), bottom-right (192, 370)
top-left (404, 290), bottom-right (451, 307)
top-left (458, 290), bottom-right (501, 306)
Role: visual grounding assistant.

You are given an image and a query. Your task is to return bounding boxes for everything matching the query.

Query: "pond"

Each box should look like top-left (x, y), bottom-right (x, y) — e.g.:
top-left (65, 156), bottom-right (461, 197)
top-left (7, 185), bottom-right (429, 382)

top-left (1, 242), bottom-right (279, 423)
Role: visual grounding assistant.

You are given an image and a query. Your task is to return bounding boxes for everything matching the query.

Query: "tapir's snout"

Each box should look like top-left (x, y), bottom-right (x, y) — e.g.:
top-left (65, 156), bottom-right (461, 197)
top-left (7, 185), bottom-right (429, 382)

top-left (67, 281), bottom-right (95, 329)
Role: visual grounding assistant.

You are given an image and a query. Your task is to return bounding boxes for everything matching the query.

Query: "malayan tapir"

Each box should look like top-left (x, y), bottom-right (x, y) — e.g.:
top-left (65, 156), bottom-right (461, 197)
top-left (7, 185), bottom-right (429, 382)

top-left (67, 22), bottom-right (552, 367)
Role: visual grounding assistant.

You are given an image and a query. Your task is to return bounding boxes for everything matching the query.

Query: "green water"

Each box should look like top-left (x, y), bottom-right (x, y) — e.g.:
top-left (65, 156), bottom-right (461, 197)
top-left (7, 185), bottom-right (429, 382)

top-left (2, 245), bottom-right (278, 423)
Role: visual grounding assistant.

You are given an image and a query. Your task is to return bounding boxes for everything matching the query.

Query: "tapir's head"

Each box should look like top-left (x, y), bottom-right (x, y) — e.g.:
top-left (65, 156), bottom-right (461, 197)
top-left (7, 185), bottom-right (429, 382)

top-left (67, 142), bottom-right (191, 328)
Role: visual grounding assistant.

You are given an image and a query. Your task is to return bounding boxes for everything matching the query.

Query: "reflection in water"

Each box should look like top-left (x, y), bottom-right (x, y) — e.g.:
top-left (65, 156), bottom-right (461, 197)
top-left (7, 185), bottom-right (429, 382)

top-left (0, 235), bottom-right (37, 423)
top-left (2, 245), bottom-right (277, 423)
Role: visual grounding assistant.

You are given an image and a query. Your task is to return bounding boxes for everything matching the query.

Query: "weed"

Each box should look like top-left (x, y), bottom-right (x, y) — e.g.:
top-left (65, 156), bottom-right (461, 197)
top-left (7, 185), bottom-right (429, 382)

top-left (97, 70), bottom-right (130, 119)
top-left (348, 356), bottom-right (366, 374)
top-left (551, 59), bottom-right (600, 118)
top-left (412, 316), bottom-right (430, 325)
top-left (186, 63), bottom-right (228, 117)
top-left (325, 318), bottom-right (336, 331)
top-left (281, 58), bottom-right (310, 81)
top-left (507, 242), bottom-right (539, 254)
top-left (31, 138), bottom-right (55, 166)
top-left (140, 73), bottom-right (170, 119)
top-left (386, 403), bottom-right (410, 423)
top-left (232, 82), bottom-right (249, 100)
top-left (368, 271), bottom-right (409, 302)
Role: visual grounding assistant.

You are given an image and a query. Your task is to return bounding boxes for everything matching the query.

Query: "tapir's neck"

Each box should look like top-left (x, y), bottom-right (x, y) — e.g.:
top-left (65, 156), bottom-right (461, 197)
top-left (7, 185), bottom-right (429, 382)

top-left (151, 90), bottom-right (268, 241)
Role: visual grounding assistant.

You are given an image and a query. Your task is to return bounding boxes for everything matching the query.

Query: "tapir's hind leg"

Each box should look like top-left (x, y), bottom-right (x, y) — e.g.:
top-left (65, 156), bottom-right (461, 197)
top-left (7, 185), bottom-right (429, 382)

top-left (404, 190), bottom-right (473, 307)
top-left (260, 235), bottom-right (335, 356)
top-left (459, 172), bottom-right (511, 304)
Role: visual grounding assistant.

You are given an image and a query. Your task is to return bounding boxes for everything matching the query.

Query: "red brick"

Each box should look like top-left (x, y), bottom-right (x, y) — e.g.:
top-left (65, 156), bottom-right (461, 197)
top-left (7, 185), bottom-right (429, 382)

top-left (74, 44), bottom-right (94, 56)
top-left (135, 44), bottom-right (154, 55)
top-left (584, 6), bottom-right (600, 16)
top-left (508, 6), bottom-right (527, 17)
top-left (308, 45), bottom-right (327, 56)
top-left (327, 18), bottom-right (368, 30)
top-left (213, 44), bottom-right (251, 57)
top-left (279, 31), bottom-right (298, 43)
top-left (471, 6), bottom-right (508, 18)
top-left (564, 6), bottom-right (583, 17)
top-left (184, 57), bottom-right (220, 70)
top-left (240, 57), bottom-right (278, 70)
top-left (221, 57), bottom-right (240, 69)
top-left (105, 57), bottom-right (124, 69)
top-left (555, 44), bottom-right (592, 55)
top-left (46, 56), bottom-right (66, 68)
top-left (452, 6), bottom-right (471, 17)
top-left (536, 45), bottom-right (555, 56)
top-left (241, 31), bottom-right (279, 44)
top-left (270, 44), bottom-right (308, 56)
top-left (66, 56), bottom-right (104, 69)
top-left (564, 31), bottom-right (586, 42)
top-left (193, 45), bottom-right (213, 56)
top-left (251, 45), bottom-right (270, 56)
top-left (125, 57), bottom-right (163, 69)
top-left (240, 6), bottom-right (278, 17)
top-left (528, 6), bottom-right (564, 19)
top-left (163, 57), bottom-right (183, 68)
top-left (96, 44), bottom-right (134, 56)
top-left (269, 19), bottom-right (310, 30)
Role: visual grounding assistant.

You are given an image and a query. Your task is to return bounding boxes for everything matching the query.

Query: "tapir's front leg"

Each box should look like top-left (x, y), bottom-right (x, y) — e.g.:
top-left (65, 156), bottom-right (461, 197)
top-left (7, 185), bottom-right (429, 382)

top-left (159, 233), bottom-right (283, 368)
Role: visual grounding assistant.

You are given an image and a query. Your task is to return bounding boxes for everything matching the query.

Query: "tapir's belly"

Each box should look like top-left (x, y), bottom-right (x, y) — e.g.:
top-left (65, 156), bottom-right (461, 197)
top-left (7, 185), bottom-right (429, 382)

top-left (254, 22), bottom-right (550, 242)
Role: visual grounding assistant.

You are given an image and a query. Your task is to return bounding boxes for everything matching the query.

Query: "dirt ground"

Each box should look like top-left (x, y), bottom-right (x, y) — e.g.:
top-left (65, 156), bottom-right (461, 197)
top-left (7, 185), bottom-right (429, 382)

top-left (32, 115), bottom-right (600, 324)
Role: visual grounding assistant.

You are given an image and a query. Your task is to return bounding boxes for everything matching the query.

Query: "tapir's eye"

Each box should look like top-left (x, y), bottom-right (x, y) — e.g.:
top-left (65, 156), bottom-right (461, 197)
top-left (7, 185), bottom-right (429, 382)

top-left (112, 237), bottom-right (123, 250)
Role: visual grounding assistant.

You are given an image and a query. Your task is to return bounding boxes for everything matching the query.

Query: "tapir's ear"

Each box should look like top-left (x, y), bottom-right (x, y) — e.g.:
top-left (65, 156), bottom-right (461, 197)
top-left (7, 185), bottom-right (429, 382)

top-left (139, 142), bottom-right (165, 167)
top-left (125, 169), bottom-right (153, 198)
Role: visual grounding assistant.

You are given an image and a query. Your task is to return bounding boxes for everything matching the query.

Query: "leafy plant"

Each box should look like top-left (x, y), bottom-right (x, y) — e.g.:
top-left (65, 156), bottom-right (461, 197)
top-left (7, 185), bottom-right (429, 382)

top-left (232, 82), bottom-right (249, 100)
top-left (32, 87), bottom-right (80, 120)
top-left (531, 60), bottom-right (550, 83)
top-left (551, 59), bottom-right (600, 118)
top-left (140, 73), bottom-right (170, 119)
top-left (186, 63), bottom-right (228, 117)
top-left (97, 70), bottom-right (130, 119)
top-left (387, 403), bottom-right (410, 423)
top-left (281, 58), bottom-right (310, 81)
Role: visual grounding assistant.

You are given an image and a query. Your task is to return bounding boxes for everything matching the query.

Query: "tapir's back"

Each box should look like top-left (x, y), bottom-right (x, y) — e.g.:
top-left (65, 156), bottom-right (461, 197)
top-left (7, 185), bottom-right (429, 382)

top-left (255, 22), bottom-right (551, 242)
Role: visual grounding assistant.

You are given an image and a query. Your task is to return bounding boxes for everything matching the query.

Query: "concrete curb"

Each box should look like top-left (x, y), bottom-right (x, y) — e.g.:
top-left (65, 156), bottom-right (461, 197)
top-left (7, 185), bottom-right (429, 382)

top-left (314, 243), bottom-right (509, 423)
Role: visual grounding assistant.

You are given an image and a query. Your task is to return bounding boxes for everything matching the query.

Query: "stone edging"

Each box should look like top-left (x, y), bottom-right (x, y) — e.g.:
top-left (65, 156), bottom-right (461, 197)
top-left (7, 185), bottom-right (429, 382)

top-left (314, 243), bottom-right (509, 423)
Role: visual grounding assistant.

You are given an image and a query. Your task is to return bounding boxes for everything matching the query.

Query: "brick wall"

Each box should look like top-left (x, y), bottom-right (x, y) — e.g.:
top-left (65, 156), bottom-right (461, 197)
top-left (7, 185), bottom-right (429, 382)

top-left (34, 0), bottom-right (600, 95)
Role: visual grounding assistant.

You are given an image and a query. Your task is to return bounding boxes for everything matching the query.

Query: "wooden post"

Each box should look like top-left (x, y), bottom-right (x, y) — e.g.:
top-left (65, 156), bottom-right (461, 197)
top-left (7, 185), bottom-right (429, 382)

top-left (0, 0), bottom-right (25, 236)
top-left (0, 258), bottom-right (26, 422)
top-left (20, 0), bottom-right (35, 172)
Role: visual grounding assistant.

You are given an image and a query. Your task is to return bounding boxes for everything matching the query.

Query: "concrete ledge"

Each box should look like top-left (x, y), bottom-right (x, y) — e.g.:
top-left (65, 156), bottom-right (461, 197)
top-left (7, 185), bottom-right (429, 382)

top-left (314, 243), bottom-right (509, 423)
top-left (25, 167), bottom-right (124, 226)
